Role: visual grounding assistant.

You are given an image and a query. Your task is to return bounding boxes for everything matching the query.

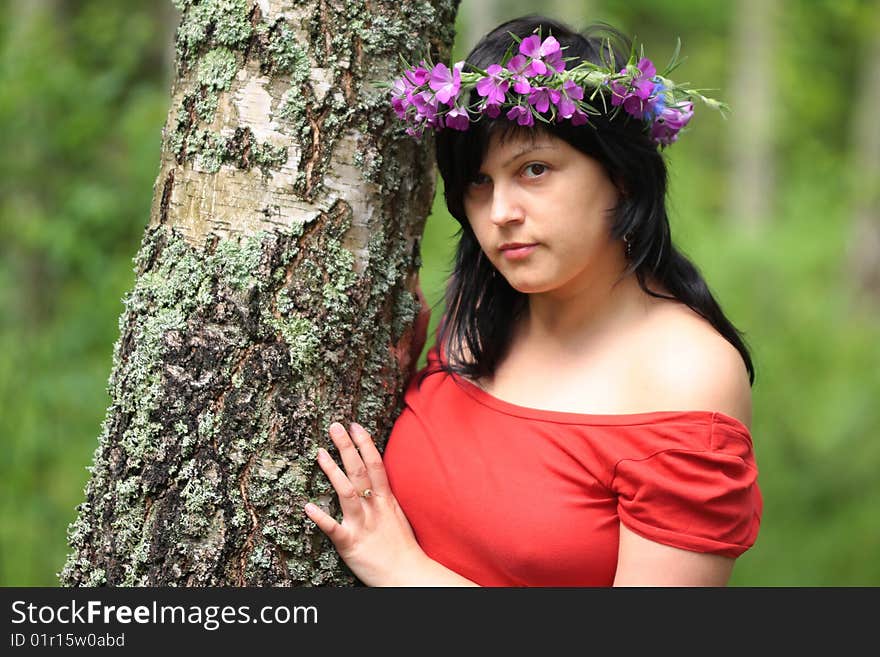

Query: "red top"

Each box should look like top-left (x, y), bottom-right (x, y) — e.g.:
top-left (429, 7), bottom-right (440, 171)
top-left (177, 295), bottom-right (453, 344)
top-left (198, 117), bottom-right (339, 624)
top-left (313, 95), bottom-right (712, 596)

top-left (383, 344), bottom-right (762, 587)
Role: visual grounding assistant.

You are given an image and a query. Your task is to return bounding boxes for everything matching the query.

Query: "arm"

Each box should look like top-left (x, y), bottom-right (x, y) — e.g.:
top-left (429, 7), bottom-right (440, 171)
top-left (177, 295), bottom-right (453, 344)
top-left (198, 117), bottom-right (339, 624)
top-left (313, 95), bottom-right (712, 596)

top-left (613, 522), bottom-right (736, 587)
top-left (612, 327), bottom-right (754, 587)
top-left (304, 422), bottom-right (479, 587)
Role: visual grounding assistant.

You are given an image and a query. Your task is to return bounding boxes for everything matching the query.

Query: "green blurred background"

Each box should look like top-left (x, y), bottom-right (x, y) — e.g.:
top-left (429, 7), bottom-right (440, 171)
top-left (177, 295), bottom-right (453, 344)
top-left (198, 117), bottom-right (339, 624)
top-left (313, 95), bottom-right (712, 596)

top-left (2, 0), bottom-right (878, 586)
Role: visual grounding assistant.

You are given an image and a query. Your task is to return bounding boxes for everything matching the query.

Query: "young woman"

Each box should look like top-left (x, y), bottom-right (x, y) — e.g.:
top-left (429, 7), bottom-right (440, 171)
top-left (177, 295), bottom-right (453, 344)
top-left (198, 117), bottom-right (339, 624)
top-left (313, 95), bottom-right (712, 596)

top-left (303, 15), bottom-right (762, 586)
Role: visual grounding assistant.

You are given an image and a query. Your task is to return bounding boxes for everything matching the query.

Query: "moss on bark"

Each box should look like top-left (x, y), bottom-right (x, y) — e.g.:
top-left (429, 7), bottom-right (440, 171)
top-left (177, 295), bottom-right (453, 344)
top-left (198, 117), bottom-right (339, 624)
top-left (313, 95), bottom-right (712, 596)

top-left (61, 0), bottom-right (460, 586)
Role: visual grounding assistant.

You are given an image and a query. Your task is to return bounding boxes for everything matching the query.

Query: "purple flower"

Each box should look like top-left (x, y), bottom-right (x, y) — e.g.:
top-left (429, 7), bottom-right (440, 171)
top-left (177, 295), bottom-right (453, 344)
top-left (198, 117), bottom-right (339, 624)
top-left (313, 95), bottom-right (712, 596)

top-left (570, 109), bottom-right (589, 126)
top-left (624, 93), bottom-right (653, 119)
top-left (610, 58), bottom-right (660, 120)
top-left (475, 64), bottom-right (510, 106)
top-left (644, 81), bottom-right (668, 120)
top-left (650, 102), bottom-right (693, 146)
top-left (555, 79), bottom-right (584, 119)
top-left (390, 77), bottom-right (411, 118)
top-left (638, 57), bottom-right (656, 78)
top-left (429, 62), bottom-right (462, 105)
top-left (506, 54), bottom-right (532, 94)
top-left (519, 35), bottom-right (565, 76)
top-left (480, 99), bottom-right (502, 118)
top-left (528, 86), bottom-right (561, 113)
top-left (392, 62), bottom-right (433, 122)
top-left (444, 106), bottom-right (470, 131)
top-left (411, 90), bottom-right (440, 126)
top-left (404, 62), bottom-right (430, 87)
top-left (506, 105), bottom-right (534, 127)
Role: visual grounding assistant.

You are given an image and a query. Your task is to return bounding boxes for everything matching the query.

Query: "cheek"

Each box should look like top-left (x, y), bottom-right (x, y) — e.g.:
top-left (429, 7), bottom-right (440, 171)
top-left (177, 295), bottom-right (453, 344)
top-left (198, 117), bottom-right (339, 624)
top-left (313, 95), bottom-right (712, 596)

top-left (545, 218), bottom-right (611, 274)
top-left (465, 218), bottom-right (492, 253)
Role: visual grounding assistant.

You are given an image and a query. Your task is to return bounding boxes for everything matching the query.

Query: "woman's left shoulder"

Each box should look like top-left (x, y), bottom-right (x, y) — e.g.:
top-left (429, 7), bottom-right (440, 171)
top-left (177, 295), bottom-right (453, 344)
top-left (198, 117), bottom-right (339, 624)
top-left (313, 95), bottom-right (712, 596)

top-left (634, 304), bottom-right (752, 431)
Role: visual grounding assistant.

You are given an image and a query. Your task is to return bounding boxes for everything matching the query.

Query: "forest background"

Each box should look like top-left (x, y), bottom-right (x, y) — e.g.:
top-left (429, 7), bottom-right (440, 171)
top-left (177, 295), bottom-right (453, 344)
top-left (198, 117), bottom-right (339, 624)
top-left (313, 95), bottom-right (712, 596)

top-left (1, 0), bottom-right (878, 586)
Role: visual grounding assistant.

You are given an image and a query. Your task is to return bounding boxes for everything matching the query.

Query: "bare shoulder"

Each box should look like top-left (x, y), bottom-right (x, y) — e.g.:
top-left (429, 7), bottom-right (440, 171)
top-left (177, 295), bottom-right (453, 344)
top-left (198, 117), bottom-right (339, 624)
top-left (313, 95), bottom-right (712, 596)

top-left (632, 303), bottom-right (753, 430)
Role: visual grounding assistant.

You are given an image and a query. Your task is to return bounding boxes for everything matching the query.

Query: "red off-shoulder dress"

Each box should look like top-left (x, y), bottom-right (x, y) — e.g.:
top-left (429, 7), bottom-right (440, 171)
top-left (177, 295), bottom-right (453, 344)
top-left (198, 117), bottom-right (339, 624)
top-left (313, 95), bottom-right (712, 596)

top-left (383, 343), bottom-right (763, 587)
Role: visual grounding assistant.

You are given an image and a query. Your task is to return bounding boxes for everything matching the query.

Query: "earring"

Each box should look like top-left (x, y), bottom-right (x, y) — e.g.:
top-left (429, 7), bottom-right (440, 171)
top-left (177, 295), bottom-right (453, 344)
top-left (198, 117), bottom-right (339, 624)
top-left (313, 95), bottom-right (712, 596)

top-left (623, 232), bottom-right (633, 259)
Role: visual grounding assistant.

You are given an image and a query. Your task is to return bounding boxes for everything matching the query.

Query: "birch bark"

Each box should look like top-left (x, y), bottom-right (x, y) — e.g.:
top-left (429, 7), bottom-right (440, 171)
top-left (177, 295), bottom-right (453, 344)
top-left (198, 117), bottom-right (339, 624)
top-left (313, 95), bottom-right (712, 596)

top-left (847, 10), bottom-right (880, 305)
top-left (60, 0), bottom-right (459, 586)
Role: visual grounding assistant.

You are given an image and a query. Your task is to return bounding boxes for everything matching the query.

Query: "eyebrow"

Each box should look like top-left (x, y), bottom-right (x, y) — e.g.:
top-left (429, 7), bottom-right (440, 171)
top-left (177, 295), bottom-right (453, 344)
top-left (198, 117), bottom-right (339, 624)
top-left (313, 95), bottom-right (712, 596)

top-left (501, 144), bottom-right (556, 169)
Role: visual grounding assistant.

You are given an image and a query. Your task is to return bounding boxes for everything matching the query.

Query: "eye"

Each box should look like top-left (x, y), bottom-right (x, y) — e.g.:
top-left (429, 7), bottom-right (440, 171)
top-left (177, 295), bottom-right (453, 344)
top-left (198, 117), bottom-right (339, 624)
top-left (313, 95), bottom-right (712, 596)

top-left (469, 172), bottom-right (491, 188)
top-left (522, 162), bottom-right (548, 178)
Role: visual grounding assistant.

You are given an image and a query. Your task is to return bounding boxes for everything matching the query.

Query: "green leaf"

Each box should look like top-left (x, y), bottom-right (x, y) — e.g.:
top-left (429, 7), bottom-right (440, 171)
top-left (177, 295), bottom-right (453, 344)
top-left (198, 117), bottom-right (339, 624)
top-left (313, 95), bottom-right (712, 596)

top-left (664, 53), bottom-right (688, 77)
top-left (500, 38), bottom-right (517, 66)
top-left (663, 37), bottom-right (682, 77)
top-left (605, 36), bottom-right (617, 72)
top-left (506, 30), bottom-right (523, 44)
top-left (627, 35), bottom-right (639, 65)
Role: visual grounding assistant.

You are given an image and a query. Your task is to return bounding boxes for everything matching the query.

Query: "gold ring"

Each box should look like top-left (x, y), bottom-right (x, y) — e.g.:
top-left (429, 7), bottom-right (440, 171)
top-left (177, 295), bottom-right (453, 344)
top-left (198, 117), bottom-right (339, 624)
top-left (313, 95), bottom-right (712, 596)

top-left (360, 488), bottom-right (373, 499)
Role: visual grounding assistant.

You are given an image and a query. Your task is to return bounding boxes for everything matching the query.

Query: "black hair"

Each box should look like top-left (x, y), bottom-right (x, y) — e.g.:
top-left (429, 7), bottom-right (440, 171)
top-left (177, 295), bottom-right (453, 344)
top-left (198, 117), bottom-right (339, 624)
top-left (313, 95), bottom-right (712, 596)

top-left (429, 14), bottom-right (755, 387)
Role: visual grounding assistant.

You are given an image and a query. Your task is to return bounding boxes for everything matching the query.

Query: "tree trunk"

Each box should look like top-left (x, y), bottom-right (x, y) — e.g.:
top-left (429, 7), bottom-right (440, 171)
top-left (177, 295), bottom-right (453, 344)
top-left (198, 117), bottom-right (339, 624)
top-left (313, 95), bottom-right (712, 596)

top-left (726, 0), bottom-right (775, 234)
top-left (847, 10), bottom-right (880, 306)
top-left (60, 0), bottom-right (459, 587)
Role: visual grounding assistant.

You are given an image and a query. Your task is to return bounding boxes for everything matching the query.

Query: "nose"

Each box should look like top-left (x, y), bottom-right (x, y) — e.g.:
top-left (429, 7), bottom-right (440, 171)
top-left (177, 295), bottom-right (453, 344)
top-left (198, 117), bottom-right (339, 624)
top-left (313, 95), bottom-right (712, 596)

top-left (489, 182), bottom-right (525, 227)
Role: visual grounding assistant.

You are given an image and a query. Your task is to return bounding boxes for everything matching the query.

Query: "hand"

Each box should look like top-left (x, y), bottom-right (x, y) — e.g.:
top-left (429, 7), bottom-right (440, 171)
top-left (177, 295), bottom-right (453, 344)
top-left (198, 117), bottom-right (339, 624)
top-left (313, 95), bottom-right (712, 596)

top-left (304, 421), bottom-right (426, 586)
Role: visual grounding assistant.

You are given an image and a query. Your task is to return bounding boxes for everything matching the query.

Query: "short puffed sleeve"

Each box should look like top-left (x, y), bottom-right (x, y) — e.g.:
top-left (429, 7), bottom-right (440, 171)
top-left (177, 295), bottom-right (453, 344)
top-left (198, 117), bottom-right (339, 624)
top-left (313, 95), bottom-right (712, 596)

top-left (612, 414), bottom-right (762, 558)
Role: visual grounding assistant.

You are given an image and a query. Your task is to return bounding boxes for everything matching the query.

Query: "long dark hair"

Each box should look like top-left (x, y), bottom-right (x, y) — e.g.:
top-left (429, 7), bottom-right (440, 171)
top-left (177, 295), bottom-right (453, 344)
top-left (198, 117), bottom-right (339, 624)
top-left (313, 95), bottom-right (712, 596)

top-left (430, 15), bottom-right (755, 386)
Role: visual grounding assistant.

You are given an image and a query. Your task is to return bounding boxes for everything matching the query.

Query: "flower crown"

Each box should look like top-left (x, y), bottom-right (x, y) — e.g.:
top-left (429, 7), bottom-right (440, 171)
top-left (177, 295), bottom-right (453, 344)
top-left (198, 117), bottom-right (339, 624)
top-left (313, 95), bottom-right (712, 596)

top-left (388, 30), bottom-right (728, 147)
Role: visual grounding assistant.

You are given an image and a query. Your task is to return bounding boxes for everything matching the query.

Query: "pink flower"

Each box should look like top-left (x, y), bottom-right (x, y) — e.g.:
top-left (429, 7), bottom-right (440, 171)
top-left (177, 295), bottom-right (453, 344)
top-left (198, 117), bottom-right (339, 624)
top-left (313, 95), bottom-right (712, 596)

top-left (444, 106), bottom-right (470, 131)
top-left (570, 109), bottom-right (589, 126)
top-left (506, 54), bottom-right (532, 94)
top-left (411, 90), bottom-right (440, 126)
top-left (506, 105), bottom-right (534, 127)
top-left (390, 77), bottom-right (411, 119)
top-left (475, 64), bottom-right (510, 105)
top-left (404, 63), bottom-right (430, 87)
top-left (555, 79), bottom-right (584, 119)
top-left (429, 62), bottom-right (463, 105)
top-left (610, 58), bottom-right (660, 120)
top-left (650, 102), bottom-right (693, 145)
top-left (480, 99), bottom-right (502, 119)
top-left (519, 35), bottom-right (565, 76)
top-left (528, 86), bottom-right (561, 113)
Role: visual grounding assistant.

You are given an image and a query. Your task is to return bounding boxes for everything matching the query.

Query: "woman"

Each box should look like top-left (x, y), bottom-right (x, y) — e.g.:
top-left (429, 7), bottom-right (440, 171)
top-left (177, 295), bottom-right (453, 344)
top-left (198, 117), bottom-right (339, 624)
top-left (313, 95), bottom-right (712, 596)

top-left (303, 15), bottom-right (762, 586)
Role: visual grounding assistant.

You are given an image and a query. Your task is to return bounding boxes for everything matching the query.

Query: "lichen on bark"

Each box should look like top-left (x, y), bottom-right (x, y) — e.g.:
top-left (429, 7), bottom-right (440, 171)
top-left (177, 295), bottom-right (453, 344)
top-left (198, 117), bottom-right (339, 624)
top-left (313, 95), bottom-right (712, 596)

top-left (61, 0), bottom-right (460, 586)
top-left (62, 203), bottom-right (422, 585)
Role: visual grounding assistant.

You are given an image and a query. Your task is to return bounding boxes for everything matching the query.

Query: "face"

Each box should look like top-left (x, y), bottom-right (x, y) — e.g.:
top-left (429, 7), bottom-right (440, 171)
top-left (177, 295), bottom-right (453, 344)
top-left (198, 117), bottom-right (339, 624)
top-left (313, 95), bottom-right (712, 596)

top-left (462, 129), bottom-right (621, 297)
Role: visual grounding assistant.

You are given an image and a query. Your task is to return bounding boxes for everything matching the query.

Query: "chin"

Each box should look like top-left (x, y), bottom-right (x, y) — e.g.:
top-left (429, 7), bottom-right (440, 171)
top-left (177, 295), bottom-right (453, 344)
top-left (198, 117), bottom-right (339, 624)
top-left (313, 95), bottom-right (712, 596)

top-left (504, 275), bottom-right (557, 295)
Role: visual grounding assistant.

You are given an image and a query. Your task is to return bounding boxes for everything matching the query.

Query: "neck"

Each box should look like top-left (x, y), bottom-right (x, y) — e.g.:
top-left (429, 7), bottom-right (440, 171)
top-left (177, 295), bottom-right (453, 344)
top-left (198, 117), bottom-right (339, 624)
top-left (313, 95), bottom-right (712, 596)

top-left (522, 263), bottom-right (651, 355)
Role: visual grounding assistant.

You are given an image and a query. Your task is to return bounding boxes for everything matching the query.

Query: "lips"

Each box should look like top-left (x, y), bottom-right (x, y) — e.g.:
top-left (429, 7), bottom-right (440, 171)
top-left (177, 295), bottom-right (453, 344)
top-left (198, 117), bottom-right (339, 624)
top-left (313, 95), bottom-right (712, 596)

top-left (499, 243), bottom-right (538, 260)
top-left (499, 242), bottom-right (538, 251)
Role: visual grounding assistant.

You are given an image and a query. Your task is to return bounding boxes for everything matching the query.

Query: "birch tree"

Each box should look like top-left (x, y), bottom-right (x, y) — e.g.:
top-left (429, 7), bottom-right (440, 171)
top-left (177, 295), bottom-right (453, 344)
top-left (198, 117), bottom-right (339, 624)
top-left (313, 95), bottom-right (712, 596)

top-left (847, 8), bottom-right (880, 306)
top-left (60, 0), bottom-right (459, 586)
top-left (726, 0), bottom-right (776, 234)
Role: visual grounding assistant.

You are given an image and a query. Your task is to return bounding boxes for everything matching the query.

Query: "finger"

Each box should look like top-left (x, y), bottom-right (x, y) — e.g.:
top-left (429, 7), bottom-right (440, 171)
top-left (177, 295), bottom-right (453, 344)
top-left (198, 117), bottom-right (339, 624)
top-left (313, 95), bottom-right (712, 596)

top-left (327, 422), bottom-right (372, 493)
top-left (316, 447), bottom-right (366, 520)
top-left (347, 422), bottom-right (391, 495)
top-left (303, 502), bottom-right (352, 548)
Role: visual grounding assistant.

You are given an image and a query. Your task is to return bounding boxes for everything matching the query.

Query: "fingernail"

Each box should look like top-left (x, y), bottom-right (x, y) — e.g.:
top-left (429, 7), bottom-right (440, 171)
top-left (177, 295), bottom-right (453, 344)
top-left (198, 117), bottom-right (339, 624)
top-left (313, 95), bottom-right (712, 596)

top-left (329, 422), bottom-right (345, 435)
top-left (350, 422), bottom-right (362, 433)
top-left (304, 503), bottom-right (317, 514)
top-left (317, 448), bottom-right (328, 459)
